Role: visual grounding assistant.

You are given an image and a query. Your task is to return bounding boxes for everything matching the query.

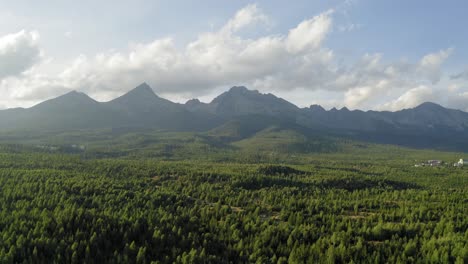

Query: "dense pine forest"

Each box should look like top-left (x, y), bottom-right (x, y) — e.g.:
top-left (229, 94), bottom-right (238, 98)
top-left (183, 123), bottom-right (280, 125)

top-left (3, 0), bottom-right (468, 263)
top-left (0, 139), bottom-right (467, 263)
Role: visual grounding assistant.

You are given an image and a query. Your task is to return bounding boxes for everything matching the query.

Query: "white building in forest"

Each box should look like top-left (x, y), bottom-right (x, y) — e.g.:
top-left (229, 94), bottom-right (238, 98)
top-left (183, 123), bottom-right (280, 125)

top-left (455, 159), bottom-right (468, 167)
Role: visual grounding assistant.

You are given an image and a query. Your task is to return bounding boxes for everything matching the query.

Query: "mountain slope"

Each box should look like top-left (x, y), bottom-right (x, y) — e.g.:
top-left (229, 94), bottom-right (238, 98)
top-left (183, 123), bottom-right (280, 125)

top-left (106, 83), bottom-right (181, 114)
top-left (187, 86), bottom-right (300, 119)
top-left (0, 91), bottom-right (115, 130)
top-left (207, 115), bottom-right (305, 141)
top-left (301, 102), bottom-right (468, 133)
top-left (232, 126), bottom-right (340, 153)
top-left (0, 84), bottom-right (467, 151)
top-left (300, 102), bottom-right (468, 151)
top-left (106, 83), bottom-right (223, 130)
top-left (386, 102), bottom-right (468, 130)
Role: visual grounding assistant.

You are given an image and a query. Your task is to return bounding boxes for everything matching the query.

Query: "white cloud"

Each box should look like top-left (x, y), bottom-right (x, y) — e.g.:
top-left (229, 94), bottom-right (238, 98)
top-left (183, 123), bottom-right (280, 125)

top-left (221, 4), bottom-right (270, 33)
top-left (344, 80), bottom-right (390, 109)
top-left (418, 48), bottom-right (453, 83)
top-left (381, 85), bottom-right (434, 111)
top-left (2, 5), bottom-right (335, 103)
top-left (335, 49), bottom-right (453, 109)
top-left (0, 5), bottom-right (464, 111)
top-left (447, 83), bottom-right (460, 93)
top-left (443, 83), bottom-right (468, 112)
top-left (285, 10), bottom-right (333, 54)
top-left (0, 30), bottom-right (41, 79)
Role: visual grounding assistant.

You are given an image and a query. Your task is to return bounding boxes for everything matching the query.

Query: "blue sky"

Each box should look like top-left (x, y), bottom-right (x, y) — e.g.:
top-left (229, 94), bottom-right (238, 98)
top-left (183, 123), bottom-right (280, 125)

top-left (0, 0), bottom-right (467, 110)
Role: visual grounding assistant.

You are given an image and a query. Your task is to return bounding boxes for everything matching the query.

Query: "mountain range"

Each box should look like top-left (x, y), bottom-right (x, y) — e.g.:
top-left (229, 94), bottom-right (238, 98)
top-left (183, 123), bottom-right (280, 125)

top-left (1, 83), bottom-right (467, 151)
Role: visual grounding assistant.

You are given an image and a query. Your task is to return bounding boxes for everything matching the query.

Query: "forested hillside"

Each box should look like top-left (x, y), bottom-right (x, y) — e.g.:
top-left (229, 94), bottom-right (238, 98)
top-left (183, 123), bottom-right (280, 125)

top-left (0, 147), bottom-right (466, 263)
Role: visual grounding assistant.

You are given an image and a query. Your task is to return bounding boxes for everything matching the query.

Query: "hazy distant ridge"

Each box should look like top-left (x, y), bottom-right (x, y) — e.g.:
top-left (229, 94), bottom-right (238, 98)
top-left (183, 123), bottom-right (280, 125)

top-left (1, 83), bottom-right (467, 150)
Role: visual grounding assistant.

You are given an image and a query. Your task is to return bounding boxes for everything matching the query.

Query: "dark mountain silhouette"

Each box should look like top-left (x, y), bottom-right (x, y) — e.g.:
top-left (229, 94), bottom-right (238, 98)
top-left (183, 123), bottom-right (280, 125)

top-left (205, 86), bottom-right (300, 119)
top-left (0, 90), bottom-right (113, 130)
top-left (103, 83), bottom-right (200, 129)
top-left (0, 83), bottom-right (467, 151)
top-left (106, 83), bottom-right (179, 114)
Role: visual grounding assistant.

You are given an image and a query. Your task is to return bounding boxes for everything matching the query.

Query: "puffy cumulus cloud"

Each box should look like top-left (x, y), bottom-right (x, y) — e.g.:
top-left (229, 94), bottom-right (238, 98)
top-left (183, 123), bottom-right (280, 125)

top-left (335, 49), bottom-right (453, 110)
top-left (380, 86), bottom-right (434, 111)
top-left (376, 79), bottom-right (468, 112)
top-left (0, 72), bottom-right (68, 108)
top-left (3, 5), bottom-right (336, 104)
top-left (285, 10), bottom-right (333, 54)
top-left (442, 81), bottom-right (468, 112)
top-left (0, 5), bottom-right (462, 111)
top-left (221, 4), bottom-right (270, 33)
top-left (344, 80), bottom-right (391, 109)
top-left (418, 48), bottom-right (453, 83)
top-left (0, 30), bottom-right (41, 79)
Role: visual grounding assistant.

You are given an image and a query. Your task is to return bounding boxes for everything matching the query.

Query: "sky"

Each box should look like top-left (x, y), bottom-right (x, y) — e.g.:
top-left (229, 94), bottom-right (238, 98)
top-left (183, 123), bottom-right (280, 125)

top-left (1, 0), bottom-right (468, 111)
